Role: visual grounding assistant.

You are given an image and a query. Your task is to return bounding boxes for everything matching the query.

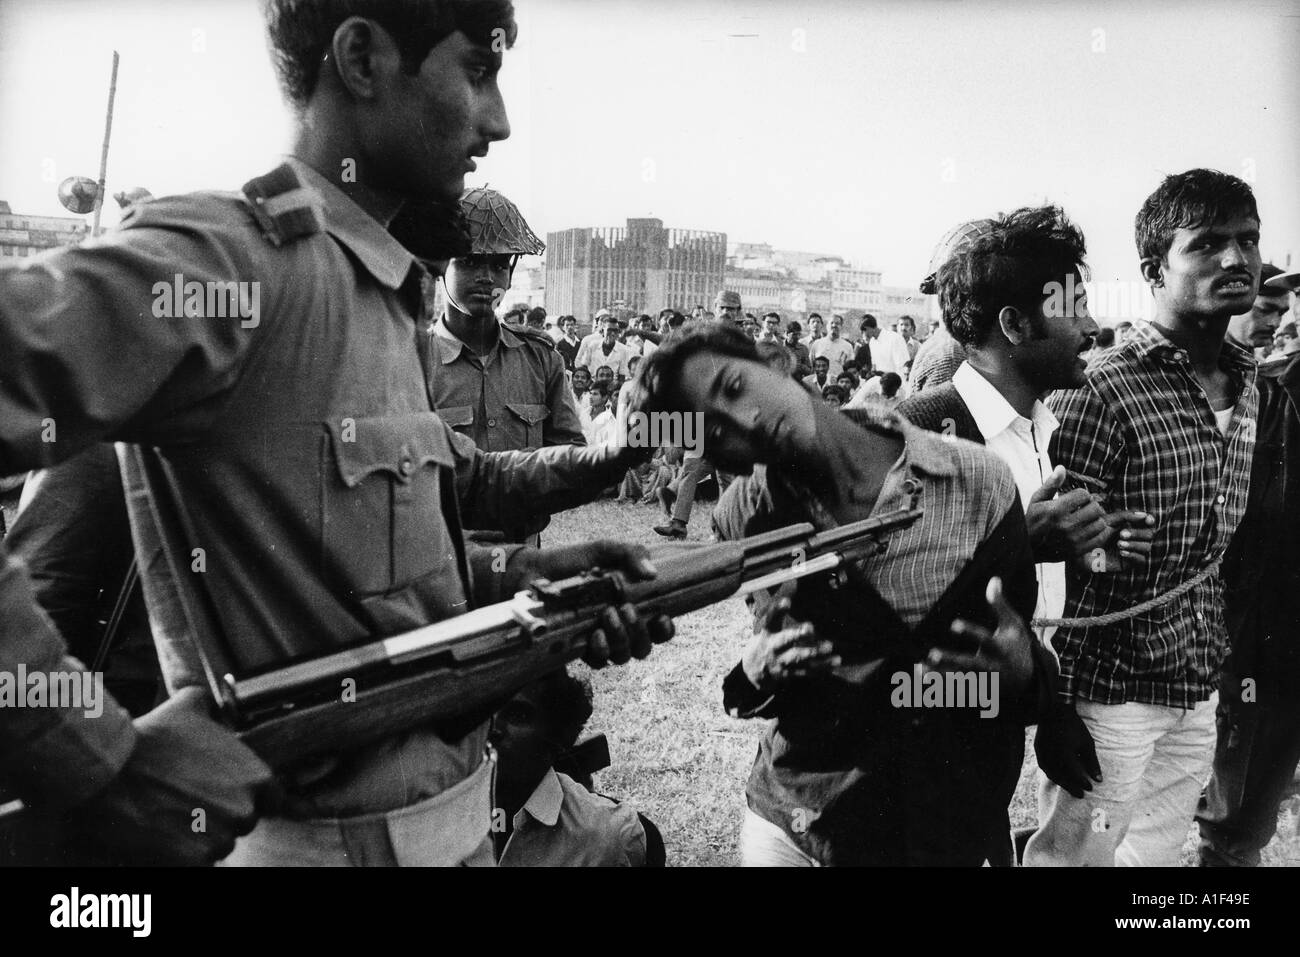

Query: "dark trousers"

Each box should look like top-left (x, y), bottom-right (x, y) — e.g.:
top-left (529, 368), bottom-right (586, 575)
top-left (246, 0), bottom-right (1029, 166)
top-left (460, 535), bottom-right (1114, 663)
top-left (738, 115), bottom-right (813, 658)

top-left (1196, 672), bottom-right (1300, 866)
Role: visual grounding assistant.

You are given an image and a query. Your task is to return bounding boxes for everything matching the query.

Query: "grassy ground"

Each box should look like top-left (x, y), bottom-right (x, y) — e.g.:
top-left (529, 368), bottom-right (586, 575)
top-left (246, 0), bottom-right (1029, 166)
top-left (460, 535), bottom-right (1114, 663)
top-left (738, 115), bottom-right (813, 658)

top-left (549, 499), bottom-right (1300, 868)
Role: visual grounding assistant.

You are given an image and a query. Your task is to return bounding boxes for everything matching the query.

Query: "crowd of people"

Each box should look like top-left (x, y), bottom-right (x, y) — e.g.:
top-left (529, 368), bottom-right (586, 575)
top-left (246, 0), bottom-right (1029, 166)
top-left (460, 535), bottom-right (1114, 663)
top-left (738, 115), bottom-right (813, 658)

top-left (1, 0), bottom-right (1298, 870)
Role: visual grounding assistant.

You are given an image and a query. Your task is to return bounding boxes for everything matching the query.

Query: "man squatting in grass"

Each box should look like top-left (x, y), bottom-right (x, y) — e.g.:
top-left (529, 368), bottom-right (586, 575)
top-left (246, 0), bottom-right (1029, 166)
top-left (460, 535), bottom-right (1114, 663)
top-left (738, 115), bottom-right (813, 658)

top-left (633, 323), bottom-right (1063, 866)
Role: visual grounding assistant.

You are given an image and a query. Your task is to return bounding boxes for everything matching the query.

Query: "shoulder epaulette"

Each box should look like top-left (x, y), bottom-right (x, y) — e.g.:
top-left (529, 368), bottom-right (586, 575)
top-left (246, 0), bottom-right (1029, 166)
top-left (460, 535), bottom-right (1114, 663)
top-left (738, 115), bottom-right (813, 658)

top-left (241, 164), bottom-right (325, 247)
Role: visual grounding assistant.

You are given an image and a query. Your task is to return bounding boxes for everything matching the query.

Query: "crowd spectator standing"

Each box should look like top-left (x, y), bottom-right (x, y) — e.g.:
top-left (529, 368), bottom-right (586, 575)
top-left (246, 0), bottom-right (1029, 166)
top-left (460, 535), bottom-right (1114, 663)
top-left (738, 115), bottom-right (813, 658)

top-left (811, 314), bottom-right (854, 378)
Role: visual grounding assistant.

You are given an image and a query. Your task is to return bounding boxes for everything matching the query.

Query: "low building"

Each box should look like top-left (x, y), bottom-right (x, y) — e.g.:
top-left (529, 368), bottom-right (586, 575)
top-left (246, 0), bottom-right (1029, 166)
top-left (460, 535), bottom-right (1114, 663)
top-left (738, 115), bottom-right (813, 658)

top-left (0, 202), bottom-right (88, 259)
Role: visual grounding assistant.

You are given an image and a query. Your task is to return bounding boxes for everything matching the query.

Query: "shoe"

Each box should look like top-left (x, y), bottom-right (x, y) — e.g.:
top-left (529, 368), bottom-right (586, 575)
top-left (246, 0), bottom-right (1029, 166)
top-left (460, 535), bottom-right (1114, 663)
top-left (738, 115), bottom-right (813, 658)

top-left (653, 520), bottom-right (687, 539)
top-left (657, 487), bottom-right (676, 517)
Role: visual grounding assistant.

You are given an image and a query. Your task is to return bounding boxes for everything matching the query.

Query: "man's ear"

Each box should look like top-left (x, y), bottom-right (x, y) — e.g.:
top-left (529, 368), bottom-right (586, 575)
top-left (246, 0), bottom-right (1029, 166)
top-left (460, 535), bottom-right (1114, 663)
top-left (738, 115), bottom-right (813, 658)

top-left (998, 305), bottom-right (1031, 346)
top-left (1139, 256), bottom-right (1164, 290)
top-left (331, 16), bottom-right (399, 102)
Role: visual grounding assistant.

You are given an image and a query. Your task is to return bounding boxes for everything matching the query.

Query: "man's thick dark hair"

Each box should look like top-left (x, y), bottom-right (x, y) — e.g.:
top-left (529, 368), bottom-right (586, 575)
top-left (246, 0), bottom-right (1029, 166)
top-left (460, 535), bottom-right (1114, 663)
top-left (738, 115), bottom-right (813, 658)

top-left (264, 0), bottom-right (518, 108)
top-left (1135, 168), bottom-right (1259, 264)
top-left (860, 314), bottom-right (878, 331)
top-left (939, 204), bottom-right (1088, 348)
top-left (634, 322), bottom-right (759, 416)
top-left (531, 668), bottom-right (593, 748)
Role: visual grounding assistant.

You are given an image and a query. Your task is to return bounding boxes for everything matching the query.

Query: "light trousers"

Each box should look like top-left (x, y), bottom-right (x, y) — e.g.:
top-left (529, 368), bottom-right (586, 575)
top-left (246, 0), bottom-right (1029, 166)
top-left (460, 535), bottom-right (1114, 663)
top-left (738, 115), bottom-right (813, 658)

top-left (1024, 694), bottom-right (1217, 867)
top-left (739, 809), bottom-right (820, 867)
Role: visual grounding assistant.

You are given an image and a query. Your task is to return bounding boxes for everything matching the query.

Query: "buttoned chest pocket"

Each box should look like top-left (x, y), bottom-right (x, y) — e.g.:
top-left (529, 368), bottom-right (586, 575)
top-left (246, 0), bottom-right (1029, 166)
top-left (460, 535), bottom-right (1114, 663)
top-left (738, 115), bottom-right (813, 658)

top-left (438, 405), bottom-right (475, 439)
top-left (321, 413), bottom-right (461, 598)
top-left (505, 402), bottom-right (549, 451)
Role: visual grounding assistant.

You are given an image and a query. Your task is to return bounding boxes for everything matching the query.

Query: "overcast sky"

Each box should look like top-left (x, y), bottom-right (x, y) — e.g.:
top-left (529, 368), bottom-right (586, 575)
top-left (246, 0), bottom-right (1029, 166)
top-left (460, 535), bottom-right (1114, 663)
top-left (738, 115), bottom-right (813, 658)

top-left (2, 0), bottom-right (1297, 290)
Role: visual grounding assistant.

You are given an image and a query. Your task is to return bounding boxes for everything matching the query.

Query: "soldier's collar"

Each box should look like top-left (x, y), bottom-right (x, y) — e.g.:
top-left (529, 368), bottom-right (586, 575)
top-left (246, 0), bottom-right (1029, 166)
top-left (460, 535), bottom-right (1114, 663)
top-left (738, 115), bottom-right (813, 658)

top-left (281, 157), bottom-right (417, 291)
top-left (432, 315), bottom-right (523, 364)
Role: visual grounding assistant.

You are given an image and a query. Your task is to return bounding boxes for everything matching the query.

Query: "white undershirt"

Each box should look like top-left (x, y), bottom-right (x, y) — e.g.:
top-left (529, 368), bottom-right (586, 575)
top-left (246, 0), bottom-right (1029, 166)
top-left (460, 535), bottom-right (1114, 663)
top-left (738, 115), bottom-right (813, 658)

top-left (1214, 406), bottom-right (1233, 437)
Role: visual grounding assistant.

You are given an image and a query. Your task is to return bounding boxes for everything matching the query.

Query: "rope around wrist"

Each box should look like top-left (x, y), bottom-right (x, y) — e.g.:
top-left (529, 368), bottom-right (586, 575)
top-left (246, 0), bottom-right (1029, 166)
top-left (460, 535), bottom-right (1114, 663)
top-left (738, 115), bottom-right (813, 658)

top-left (1030, 557), bottom-right (1221, 629)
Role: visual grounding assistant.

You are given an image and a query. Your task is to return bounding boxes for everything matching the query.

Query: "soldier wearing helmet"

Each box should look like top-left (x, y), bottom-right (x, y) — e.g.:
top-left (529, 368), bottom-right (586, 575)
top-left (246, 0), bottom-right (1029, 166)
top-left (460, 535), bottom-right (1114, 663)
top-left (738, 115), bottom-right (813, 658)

top-left (428, 187), bottom-right (586, 543)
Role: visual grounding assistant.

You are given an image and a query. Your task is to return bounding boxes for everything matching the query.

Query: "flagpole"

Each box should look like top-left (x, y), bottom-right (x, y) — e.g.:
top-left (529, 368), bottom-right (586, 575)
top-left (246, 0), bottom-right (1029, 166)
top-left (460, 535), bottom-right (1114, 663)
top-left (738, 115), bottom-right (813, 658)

top-left (92, 51), bottom-right (120, 237)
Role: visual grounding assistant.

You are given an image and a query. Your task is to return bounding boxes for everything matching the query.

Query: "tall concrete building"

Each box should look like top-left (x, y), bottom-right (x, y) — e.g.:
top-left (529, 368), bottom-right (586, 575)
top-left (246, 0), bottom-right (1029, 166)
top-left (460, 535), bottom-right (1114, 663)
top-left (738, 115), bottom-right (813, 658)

top-left (0, 202), bottom-right (88, 259)
top-left (545, 218), bottom-right (726, 320)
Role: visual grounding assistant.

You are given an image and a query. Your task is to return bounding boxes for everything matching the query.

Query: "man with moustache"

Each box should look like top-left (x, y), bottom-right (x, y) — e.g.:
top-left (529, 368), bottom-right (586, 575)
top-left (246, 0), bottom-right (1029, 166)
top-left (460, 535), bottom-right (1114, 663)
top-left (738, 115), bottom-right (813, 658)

top-left (576, 313), bottom-right (634, 386)
top-left (811, 314), bottom-right (854, 379)
top-left (897, 206), bottom-right (1160, 857)
top-left (1026, 170), bottom-right (1261, 866)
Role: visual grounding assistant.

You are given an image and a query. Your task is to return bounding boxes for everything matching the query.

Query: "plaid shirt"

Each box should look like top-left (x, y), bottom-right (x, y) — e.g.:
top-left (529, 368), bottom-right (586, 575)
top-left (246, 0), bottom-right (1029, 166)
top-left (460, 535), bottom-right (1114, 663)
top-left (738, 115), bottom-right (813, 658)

top-left (1046, 321), bottom-right (1258, 709)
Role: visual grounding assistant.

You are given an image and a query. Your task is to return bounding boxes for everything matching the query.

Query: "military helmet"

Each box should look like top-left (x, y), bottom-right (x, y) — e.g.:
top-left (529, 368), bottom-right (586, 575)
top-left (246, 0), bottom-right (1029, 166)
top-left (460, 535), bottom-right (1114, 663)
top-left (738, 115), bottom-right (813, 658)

top-left (460, 187), bottom-right (545, 257)
top-left (919, 218), bottom-right (995, 295)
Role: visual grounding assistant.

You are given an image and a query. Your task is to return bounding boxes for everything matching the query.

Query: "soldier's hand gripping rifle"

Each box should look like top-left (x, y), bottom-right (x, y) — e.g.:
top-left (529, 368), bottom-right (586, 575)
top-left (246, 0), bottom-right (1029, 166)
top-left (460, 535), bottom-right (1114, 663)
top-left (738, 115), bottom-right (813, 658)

top-left (227, 506), bottom-right (921, 768)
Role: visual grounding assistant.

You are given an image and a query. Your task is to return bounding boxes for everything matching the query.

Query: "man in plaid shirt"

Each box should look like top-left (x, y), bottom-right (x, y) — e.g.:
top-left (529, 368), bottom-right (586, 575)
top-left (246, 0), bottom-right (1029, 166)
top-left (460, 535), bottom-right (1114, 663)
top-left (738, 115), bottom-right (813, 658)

top-left (1025, 170), bottom-right (1262, 866)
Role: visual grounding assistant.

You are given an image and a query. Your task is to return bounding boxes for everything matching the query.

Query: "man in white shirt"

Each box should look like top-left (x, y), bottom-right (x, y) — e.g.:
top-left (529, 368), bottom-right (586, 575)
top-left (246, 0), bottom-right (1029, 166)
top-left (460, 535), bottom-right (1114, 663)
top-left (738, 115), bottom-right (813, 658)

top-left (810, 314), bottom-right (854, 378)
top-left (576, 314), bottom-right (634, 383)
top-left (896, 204), bottom-right (1159, 822)
top-left (574, 308), bottom-right (612, 360)
top-left (583, 383), bottom-right (618, 447)
top-left (860, 314), bottom-right (912, 377)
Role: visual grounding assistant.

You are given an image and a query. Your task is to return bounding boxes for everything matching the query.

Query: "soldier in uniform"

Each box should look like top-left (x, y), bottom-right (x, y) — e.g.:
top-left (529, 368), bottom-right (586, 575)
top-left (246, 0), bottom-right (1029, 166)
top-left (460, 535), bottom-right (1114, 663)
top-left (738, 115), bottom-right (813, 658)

top-left (429, 188), bottom-right (584, 456)
top-left (427, 187), bottom-right (587, 544)
top-left (0, 0), bottom-right (672, 866)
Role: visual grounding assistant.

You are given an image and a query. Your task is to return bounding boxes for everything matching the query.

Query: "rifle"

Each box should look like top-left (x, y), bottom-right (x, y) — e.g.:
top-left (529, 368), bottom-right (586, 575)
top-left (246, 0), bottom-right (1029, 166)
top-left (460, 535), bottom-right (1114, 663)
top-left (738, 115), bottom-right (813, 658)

top-left (225, 505), bottom-right (922, 768)
top-left (0, 504), bottom-right (921, 862)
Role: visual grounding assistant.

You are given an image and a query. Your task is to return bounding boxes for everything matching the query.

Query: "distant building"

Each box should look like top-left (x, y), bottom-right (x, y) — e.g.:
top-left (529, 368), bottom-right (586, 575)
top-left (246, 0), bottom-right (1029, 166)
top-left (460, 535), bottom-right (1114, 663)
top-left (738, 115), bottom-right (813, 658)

top-left (0, 201), bottom-right (88, 259)
top-left (504, 256), bottom-right (545, 310)
top-left (725, 268), bottom-right (836, 317)
top-left (546, 218), bottom-right (726, 320)
top-left (830, 266), bottom-right (884, 315)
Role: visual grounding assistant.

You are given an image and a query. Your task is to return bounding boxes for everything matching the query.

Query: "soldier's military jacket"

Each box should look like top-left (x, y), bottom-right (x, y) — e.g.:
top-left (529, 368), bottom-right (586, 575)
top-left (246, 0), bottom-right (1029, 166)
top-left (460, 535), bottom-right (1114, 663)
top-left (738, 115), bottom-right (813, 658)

top-left (427, 317), bottom-right (585, 453)
top-left (0, 159), bottom-right (624, 817)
